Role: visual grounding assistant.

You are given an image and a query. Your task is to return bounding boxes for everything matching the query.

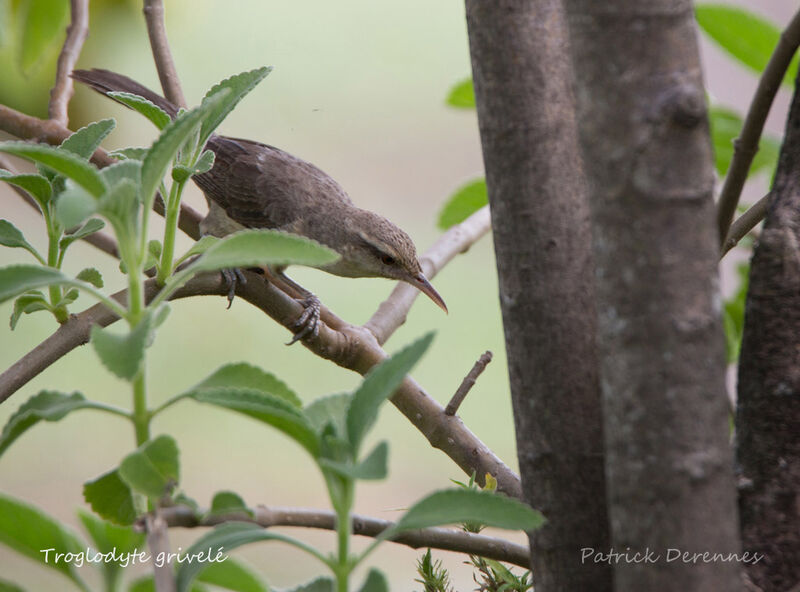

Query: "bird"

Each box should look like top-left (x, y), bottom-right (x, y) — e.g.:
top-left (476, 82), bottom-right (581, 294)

top-left (71, 68), bottom-right (447, 343)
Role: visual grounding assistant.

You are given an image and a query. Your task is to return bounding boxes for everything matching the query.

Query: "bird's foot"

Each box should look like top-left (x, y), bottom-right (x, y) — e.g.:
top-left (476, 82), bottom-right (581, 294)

top-left (220, 268), bottom-right (247, 309)
top-left (286, 294), bottom-right (321, 345)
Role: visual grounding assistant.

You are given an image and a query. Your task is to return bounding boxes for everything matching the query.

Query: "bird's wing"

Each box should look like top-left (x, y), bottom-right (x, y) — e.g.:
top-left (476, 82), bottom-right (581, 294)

top-left (193, 136), bottom-right (353, 230)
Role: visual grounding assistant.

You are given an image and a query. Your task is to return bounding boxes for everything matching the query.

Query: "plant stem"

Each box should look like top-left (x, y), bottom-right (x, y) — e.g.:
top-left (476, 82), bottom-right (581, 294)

top-left (44, 211), bottom-right (67, 322)
top-left (132, 369), bottom-right (150, 446)
top-left (333, 482), bottom-right (354, 592)
top-left (157, 180), bottom-right (185, 285)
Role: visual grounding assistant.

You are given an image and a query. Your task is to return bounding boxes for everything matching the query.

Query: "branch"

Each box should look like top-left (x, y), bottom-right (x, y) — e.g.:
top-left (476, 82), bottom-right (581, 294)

top-left (0, 102), bottom-right (203, 240)
top-left (0, 268), bottom-right (522, 497)
top-left (716, 7), bottom-right (800, 244)
top-left (144, 512), bottom-right (176, 592)
top-left (365, 205), bottom-right (491, 344)
top-left (445, 351), bottom-right (492, 416)
top-left (154, 505), bottom-right (530, 568)
top-left (143, 0), bottom-right (187, 109)
top-left (48, 0), bottom-right (89, 126)
top-left (721, 192), bottom-right (771, 257)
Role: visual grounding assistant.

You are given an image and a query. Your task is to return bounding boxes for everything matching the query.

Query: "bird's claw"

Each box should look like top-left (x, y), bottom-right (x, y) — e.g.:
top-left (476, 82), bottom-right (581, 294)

top-left (286, 294), bottom-right (321, 345)
top-left (220, 268), bottom-right (247, 309)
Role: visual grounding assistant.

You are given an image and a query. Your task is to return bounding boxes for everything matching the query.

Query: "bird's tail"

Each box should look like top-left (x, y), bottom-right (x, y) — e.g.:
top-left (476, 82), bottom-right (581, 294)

top-left (71, 69), bottom-right (180, 118)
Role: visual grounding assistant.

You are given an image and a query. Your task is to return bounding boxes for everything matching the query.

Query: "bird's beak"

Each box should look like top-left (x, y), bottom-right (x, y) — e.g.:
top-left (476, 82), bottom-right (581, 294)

top-left (410, 273), bottom-right (448, 313)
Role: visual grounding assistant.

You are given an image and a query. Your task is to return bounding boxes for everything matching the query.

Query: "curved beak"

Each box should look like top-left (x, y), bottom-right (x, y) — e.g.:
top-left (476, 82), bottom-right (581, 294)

top-left (410, 273), bottom-right (448, 313)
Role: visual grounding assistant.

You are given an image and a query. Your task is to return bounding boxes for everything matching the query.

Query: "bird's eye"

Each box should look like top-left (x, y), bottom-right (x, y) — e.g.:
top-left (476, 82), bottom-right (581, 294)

top-left (381, 254), bottom-right (396, 266)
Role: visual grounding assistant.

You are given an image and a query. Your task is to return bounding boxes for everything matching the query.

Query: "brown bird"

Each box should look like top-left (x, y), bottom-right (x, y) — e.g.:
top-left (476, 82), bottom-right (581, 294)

top-left (72, 69), bottom-right (446, 343)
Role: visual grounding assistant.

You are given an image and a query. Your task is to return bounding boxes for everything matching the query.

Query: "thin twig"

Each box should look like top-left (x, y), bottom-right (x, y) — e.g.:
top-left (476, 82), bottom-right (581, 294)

top-left (143, 0), bottom-right (187, 109)
top-left (716, 7), bottom-right (800, 245)
top-left (48, 0), bottom-right (89, 126)
top-left (152, 505), bottom-right (530, 568)
top-left (445, 351), bottom-right (493, 416)
top-left (144, 512), bottom-right (176, 592)
top-left (365, 205), bottom-right (492, 344)
top-left (721, 192), bottom-right (771, 257)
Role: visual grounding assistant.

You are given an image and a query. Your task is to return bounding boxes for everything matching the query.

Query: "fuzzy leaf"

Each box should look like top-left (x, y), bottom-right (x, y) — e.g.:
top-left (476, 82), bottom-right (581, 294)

top-left (0, 142), bottom-right (106, 197)
top-left (188, 229), bottom-right (338, 274)
top-left (357, 570), bottom-right (388, 592)
top-left (55, 181), bottom-right (97, 228)
top-left (0, 171), bottom-right (52, 208)
top-left (190, 363), bottom-right (300, 407)
top-left (175, 236), bottom-right (219, 267)
top-left (393, 488), bottom-right (545, 533)
top-left (107, 92), bottom-right (171, 130)
top-left (0, 219), bottom-right (42, 261)
top-left (76, 267), bottom-right (103, 288)
top-left (320, 440), bottom-right (388, 481)
top-left (109, 147), bottom-right (149, 161)
top-left (195, 557), bottom-right (268, 592)
top-left (90, 314), bottom-right (152, 380)
top-left (10, 291), bottom-right (50, 329)
top-left (60, 119), bottom-right (116, 159)
top-left (198, 67), bottom-right (272, 145)
top-left (0, 391), bottom-right (104, 457)
top-left (19, 0), bottom-right (68, 72)
top-left (0, 265), bottom-right (69, 305)
top-left (347, 333), bottom-right (433, 453)
top-left (0, 492), bottom-right (88, 588)
top-left (60, 218), bottom-right (105, 250)
top-left (118, 435), bottom-right (180, 499)
top-left (83, 470), bottom-right (137, 525)
top-left (207, 491), bottom-right (252, 518)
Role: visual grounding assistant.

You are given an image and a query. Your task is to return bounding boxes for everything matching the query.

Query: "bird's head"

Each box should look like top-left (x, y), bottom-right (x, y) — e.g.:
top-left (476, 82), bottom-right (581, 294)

top-left (325, 209), bottom-right (447, 313)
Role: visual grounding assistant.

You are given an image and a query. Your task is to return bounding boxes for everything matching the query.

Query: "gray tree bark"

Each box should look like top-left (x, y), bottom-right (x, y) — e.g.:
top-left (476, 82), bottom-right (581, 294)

top-left (736, 72), bottom-right (800, 592)
top-left (563, 1), bottom-right (742, 590)
top-left (465, 2), bottom-right (611, 590)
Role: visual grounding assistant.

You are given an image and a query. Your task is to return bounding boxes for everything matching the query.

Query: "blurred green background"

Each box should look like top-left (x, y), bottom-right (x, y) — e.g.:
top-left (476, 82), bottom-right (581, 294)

top-left (0, 0), bottom-right (793, 588)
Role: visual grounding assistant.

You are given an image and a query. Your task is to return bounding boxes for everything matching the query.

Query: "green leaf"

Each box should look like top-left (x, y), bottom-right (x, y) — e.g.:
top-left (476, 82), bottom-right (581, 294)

top-left (198, 67), bottom-right (272, 145)
top-left (101, 159), bottom-right (142, 187)
top-left (0, 265), bottom-right (70, 305)
top-left (60, 218), bottom-right (105, 250)
top-left (90, 314), bottom-right (153, 380)
top-left (118, 435), bottom-right (180, 499)
top-left (175, 235), bottom-right (219, 267)
top-left (183, 388), bottom-right (319, 457)
top-left (75, 267), bottom-right (103, 288)
top-left (190, 363), bottom-right (301, 407)
top-left (438, 179), bottom-right (487, 229)
top-left (284, 578), bottom-right (334, 592)
top-left (78, 509), bottom-right (145, 592)
top-left (0, 390), bottom-right (106, 457)
top-left (193, 149), bottom-right (216, 174)
top-left (320, 440), bottom-right (388, 481)
top-left (305, 393), bottom-right (350, 437)
top-left (207, 491), bottom-right (252, 518)
top-left (0, 142), bottom-right (106, 197)
top-left (60, 119), bottom-right (116, 159)
top-left (0, 219), bottom-right (43, 261)
top-left (0, 492), bottom-right (88, 589)
top-left (19, 0), bottom-right (68, 72)
top-left (446, 78), bottom-right (475, 109)
top-left (83, 469), bottom-right (138, 526)
top-left (109, 147), bottom-right (149, 161)
top-left (107, 92), bottom-right (171, 130)
top-left (195, 557), bottom-right (269, 592)
top-left (696, 4), bottom-right (799, 86)
top-left (188, 229), bottom-right (338, 274)
top-left (709, 106), bottom-right (780, 178)
top-left (10, 291), bottom-right (50, 329)
top-left (393, 488), bottom-right (545, 533)
top-left (175, 522), bottom-right (292, 592)
top-left (55, 181), bottom-right (97, 228)
top-left (140, 92), bottom-right (228, 208)
top-left (0, 171), bottom-right (52, 208)
top-left (347, 332), bottom-right (434, 453)
top-left (357, 569), bottom-right (388, 592)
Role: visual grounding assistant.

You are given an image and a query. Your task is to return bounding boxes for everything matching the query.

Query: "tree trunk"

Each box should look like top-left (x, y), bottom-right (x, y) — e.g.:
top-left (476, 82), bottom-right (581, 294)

top-left (464, 2), bottom-right (611, 590)
top-left (736, 72), bottom-right (800, 592)
top-left (563, 2), bottom-right (742, 591)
